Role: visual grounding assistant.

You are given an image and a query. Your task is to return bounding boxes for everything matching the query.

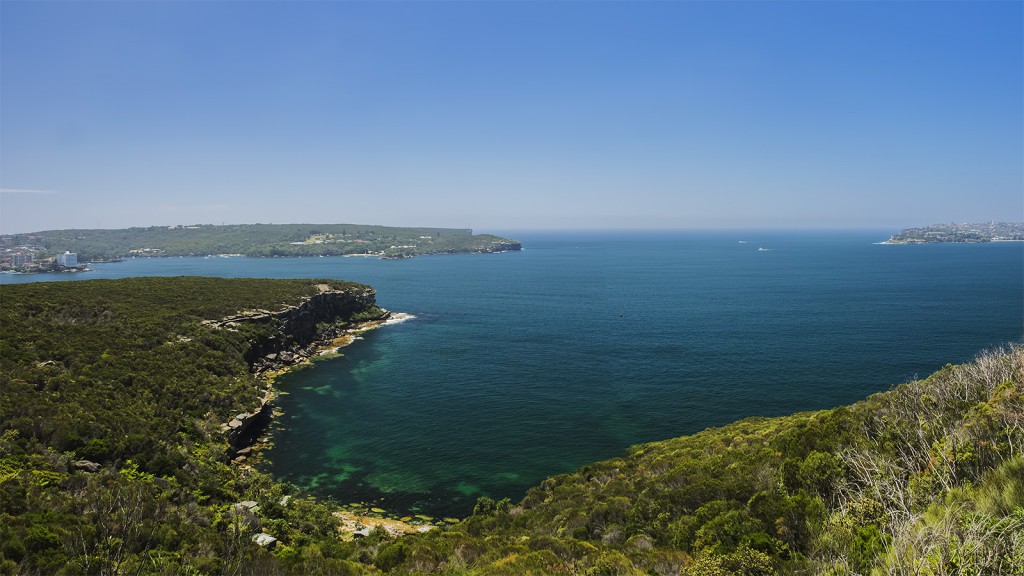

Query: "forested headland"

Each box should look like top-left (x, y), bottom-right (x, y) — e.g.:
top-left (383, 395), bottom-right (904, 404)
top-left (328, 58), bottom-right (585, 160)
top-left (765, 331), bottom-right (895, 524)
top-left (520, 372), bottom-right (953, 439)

top-left (1, 277), bottom-right (1021, 574)
top-left (2, 224), bottom-right (521, 261)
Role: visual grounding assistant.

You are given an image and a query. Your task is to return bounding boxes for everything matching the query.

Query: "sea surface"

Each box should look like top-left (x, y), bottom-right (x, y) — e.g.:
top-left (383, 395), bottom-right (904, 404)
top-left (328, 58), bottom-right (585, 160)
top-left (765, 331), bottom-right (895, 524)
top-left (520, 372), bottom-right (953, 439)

top-left (4, 230), bottom-right (1022, 518)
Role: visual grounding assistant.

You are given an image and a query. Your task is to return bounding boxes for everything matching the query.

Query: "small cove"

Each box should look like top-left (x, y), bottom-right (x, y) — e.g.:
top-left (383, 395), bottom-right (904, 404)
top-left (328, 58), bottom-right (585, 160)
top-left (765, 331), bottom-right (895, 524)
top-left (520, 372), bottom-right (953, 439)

top-left (6, 230), bottom-right (1022, 518)
top-left (263, 231), bottom-right (1024, 518)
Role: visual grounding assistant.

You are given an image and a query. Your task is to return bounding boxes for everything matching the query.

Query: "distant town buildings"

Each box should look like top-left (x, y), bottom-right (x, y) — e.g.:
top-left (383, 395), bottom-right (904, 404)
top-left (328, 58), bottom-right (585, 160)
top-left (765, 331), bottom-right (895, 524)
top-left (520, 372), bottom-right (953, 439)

top-left (55, 251), bottom-right (78, 267)
top-left (885, 222), bottom-right (1024, 244)
top-left (1, 247), bottom-right (89, 272)
top-left (1, 246), bottom-right (40, 270)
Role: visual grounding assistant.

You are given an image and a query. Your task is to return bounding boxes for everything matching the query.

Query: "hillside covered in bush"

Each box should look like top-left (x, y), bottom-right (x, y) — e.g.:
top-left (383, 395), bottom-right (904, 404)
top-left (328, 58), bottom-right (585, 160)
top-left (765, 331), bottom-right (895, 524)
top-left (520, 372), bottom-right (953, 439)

top-left (1, 277), bottom-right (1021, 574)
top-left (3, 223), bottom-right (521, 261)
top-left (381, 346), bottom-right (1023, 575)
top-left (0, 278), bottom-right (386, 573)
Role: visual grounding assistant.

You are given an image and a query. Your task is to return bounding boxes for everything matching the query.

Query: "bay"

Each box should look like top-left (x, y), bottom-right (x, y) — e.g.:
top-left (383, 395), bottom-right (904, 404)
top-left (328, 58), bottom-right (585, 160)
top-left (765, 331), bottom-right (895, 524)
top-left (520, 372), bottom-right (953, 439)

top-left (5, 230), bottom-right (1022, 518)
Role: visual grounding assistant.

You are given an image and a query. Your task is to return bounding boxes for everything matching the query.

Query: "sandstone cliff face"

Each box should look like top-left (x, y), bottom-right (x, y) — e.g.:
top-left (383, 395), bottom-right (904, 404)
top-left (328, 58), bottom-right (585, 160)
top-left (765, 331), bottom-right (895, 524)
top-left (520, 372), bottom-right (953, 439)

top-left (204, 284), bottom-right (384, 373)
top-left (207, 284), bottom-right (388, 456)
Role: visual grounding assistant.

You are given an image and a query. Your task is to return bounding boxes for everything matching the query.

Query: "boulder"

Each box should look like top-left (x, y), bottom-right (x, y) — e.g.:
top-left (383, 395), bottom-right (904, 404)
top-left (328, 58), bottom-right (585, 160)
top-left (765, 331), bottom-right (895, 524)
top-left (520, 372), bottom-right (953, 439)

top-left (252, 533), bottom-right (278, 547)
top-left (73, 460), bottom-right (101, 473)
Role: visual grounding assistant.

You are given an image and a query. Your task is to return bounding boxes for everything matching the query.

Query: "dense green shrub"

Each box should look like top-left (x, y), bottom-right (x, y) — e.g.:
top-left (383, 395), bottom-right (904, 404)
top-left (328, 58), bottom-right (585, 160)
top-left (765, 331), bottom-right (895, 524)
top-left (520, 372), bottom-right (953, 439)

top-left (1, 277), bottom-right (1020, 574)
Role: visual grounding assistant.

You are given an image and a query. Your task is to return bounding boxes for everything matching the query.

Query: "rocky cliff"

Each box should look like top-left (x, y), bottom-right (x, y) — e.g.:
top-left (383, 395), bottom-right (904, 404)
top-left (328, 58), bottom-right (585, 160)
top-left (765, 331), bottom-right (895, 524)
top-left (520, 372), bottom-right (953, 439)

top-left (206, 283), bottom-right (390, 455)
top-left (204, 283), bottom-right (385, 372)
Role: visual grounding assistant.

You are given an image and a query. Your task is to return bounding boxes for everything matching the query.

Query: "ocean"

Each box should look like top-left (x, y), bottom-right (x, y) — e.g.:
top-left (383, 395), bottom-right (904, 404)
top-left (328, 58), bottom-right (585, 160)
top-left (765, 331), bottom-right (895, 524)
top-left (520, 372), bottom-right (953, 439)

top-left (5, 230), bottom-right (1022, 517)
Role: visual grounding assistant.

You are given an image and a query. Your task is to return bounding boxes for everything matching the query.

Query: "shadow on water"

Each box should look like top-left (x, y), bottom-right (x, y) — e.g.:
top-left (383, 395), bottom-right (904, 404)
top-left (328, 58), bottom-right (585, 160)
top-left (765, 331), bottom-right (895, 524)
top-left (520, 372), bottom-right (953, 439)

top-left (263, 329), bottom-right (474, 514)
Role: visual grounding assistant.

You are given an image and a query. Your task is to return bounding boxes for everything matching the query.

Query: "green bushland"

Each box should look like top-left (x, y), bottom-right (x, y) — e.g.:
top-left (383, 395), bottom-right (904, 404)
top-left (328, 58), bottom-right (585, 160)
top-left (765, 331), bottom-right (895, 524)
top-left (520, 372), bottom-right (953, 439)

top-left (6, 223), bottom-right (521, 261)
top-left (1, 277), bottom-right (1021, 574)
top-left (390, 347), bottom-right (1022, 575)
top-left (0, 278), bottom-right (379, 574)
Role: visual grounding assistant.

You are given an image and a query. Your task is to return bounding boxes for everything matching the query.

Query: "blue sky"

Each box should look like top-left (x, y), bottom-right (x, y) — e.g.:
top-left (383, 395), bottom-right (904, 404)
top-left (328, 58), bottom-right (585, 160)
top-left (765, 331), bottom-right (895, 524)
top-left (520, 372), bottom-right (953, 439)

top-left (1, 1), bottom-right (1021, 233)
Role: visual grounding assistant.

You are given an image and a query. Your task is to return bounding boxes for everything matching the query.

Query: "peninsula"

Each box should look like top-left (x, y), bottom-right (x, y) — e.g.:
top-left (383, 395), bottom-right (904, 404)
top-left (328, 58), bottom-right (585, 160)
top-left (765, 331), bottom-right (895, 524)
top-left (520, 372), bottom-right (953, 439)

top-left (0, 223), bottom-right (521, 263)
top-left (883, 221), bottom-right (1024, 244)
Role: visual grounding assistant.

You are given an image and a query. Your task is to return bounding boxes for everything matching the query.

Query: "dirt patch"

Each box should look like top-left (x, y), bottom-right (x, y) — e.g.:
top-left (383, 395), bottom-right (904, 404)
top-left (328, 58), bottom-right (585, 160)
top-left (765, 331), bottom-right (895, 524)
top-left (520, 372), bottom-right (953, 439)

top-left (333, 511), bottom-right (436, 539)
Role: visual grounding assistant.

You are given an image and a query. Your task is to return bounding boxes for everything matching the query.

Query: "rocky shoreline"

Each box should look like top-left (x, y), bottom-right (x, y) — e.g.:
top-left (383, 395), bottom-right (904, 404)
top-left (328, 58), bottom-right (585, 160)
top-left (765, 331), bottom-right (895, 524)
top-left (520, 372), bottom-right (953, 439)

top-left (380, 241), bottom-right (523, 259)
top-left (221, 312), bottom-right (404, 465)
top-left (206, 284), bottom-right (404, 459)
top-left (205, 283), bottom-right (433, 538)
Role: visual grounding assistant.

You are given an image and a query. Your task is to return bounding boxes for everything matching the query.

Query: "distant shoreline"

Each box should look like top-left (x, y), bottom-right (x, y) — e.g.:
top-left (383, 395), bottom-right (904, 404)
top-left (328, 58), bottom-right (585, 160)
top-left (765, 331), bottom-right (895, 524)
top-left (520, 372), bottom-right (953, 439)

top-left (2, 222), bottom-right (522, 263)
top-left (1, 266), bottom-right (91, 275)
top-left (880, 239), bottom-right (1024, 245)
top-left (883, 222), bottom-right (1024, 244)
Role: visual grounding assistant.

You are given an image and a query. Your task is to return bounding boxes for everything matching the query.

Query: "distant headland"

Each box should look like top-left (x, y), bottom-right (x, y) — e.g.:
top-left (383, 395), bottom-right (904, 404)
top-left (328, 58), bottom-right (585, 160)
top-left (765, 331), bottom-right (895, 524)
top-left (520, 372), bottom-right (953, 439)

top-left (0, 223), bottom-right (521, 267)
top-left (882, 221), bottom-right (1024, 244)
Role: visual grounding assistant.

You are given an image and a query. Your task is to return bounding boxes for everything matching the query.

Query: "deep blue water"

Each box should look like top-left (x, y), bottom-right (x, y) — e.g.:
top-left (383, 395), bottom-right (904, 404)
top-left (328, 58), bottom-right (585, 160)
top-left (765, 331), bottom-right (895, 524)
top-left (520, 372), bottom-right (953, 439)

top-left (5, 230), bottom-right (1022, 517)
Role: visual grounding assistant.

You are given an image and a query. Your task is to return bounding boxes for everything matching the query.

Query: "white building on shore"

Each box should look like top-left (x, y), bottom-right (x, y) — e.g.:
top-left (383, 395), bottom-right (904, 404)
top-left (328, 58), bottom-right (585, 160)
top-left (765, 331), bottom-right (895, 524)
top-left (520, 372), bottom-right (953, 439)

top-left (55, 251), bottom-right (78, 267)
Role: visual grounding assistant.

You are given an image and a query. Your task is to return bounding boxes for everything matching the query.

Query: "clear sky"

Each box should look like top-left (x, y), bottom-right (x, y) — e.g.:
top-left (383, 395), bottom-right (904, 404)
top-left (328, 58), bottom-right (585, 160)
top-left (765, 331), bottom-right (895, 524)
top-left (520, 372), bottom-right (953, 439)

top-left (1, 1), bottom-right (1021, 234)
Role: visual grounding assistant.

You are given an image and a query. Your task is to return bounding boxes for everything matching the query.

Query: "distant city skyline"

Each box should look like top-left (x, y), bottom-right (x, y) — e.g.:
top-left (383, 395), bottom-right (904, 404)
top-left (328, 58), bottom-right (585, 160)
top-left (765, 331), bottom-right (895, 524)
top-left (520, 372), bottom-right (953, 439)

top-left (2, 1), bottom-right (1021, 234)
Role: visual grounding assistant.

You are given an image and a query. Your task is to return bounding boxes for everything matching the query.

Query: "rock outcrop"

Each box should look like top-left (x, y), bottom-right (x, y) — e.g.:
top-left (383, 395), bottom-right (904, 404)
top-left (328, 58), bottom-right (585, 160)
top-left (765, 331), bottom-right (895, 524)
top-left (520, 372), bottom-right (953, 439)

top-left (73, 460), bottom-right (101, 473)
top-left (204, 284), bottom-right (386, 374)
top-left (223, 390), bottom-right (276, 459)
top-left (206, 283), bottom-right (390, 457)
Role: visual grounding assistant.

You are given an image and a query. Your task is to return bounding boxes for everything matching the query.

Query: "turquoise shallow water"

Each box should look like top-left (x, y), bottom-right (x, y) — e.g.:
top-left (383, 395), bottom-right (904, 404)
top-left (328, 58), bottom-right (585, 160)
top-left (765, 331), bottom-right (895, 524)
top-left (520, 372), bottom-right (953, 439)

top-left (5, 230), bottom-right (1023, 517)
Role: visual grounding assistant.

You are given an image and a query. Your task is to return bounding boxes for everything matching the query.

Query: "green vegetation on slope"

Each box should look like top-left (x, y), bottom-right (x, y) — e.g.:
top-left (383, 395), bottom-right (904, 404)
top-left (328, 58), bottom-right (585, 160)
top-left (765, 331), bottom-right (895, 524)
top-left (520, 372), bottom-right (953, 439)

top-left (3, 223), bottom-right (521, 261)
top-left (1, 277), bottom-right (1021, 574)
top-left (0, 278), bottom-right (380, 574)
top-left (387, 348), bottom-right (1023, 575)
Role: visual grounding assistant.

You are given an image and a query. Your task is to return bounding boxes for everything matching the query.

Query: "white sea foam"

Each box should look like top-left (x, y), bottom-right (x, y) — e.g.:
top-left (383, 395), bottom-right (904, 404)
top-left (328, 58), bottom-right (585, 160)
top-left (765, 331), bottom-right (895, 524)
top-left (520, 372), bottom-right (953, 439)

top-left (384, 312), bottom-right (416, 325)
